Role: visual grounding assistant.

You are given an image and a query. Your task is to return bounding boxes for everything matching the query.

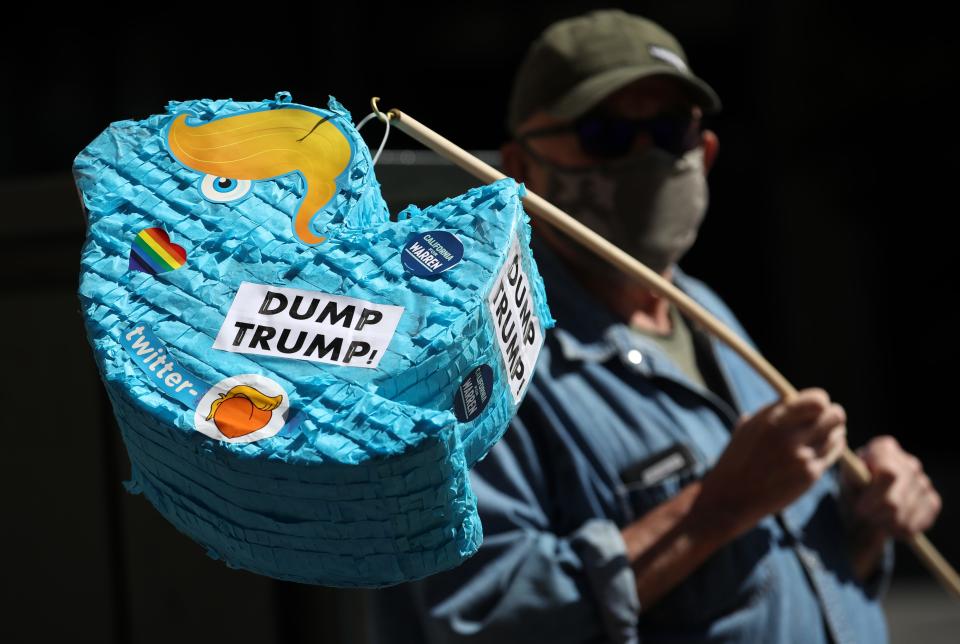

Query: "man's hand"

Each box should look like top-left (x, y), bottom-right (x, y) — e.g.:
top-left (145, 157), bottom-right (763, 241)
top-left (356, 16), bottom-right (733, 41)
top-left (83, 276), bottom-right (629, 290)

top-left (841, 436), bottom-right (941, 539)
top-left (621, 387), bottom-right (847, 608)
top-left (837, 436), bottom-right (941, 581)
top-left (697, 387), bottom-right (848, 539)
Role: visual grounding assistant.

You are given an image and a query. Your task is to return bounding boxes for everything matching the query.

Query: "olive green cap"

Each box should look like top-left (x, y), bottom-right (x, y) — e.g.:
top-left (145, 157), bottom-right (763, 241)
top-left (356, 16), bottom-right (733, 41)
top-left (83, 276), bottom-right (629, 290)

top-left (507, 10), bottom-right (722, 133)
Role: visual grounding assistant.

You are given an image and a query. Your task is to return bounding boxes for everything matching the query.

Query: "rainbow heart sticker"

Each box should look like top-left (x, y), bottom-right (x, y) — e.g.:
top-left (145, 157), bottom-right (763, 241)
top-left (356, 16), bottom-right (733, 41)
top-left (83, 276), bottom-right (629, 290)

top-left (129, 227), bottom-right (187, 275)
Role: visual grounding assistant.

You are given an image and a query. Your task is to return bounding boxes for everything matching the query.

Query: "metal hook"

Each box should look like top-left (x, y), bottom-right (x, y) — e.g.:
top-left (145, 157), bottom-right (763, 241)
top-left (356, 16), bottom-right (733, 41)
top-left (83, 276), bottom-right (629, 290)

top-left (371, 97), bottom-right (392, 123)
top-left (358, 100), bottom-right (393, 165)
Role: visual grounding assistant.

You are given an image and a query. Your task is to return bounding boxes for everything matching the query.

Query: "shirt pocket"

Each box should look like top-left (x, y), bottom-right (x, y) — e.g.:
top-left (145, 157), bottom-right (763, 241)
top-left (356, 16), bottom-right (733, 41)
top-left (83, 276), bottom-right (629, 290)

top-left (618, 442), bottom-right (702, 523)
top-left (617, 443), bottom-right (777, 629)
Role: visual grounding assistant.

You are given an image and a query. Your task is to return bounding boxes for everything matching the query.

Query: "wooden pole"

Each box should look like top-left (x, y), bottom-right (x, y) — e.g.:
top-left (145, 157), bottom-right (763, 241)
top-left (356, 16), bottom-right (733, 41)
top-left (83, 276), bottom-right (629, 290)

top-left (381, 101), bottom-right (960, 600)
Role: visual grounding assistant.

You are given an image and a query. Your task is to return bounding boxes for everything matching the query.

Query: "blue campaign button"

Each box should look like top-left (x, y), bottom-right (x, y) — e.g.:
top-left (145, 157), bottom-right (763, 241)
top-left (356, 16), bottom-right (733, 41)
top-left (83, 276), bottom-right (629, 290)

top-left (401, 230), bottom-right (464, 278)
top-left (453, 364), bottom-right (494, 423)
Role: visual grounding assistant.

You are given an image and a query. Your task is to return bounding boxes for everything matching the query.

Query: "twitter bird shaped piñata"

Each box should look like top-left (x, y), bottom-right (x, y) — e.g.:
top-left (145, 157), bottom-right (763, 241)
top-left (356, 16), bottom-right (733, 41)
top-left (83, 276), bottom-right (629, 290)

top-left (74, 91), bottom-right (553, 587)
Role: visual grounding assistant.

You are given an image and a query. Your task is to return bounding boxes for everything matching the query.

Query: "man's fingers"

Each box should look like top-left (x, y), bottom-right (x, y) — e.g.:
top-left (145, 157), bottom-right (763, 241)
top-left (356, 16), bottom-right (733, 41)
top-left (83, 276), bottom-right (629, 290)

top-left (768, 389), bottom-right (833, 431)
top-left (900, 477), bottom-right (930, 536)
top-left (854, 468), bottom-right (897, 517)
top-left (859, 470), bottom-right (941, 537)
top-left (843, 437), bottom-right (941, 538)
top-left (860, 436), bottom-right (903, 468)
top-left (790, 424), bottom-right (847, 482)
top-left (795, 403), bottom-right (847, 447)
top-left (819, 424), bottom-right (848, 466)
top-left (902, 473), bottom-right (940, 534)
top-left (859, 464), bottom-right (918, 533)
top-left (920, 484), bottom-right (943, 532)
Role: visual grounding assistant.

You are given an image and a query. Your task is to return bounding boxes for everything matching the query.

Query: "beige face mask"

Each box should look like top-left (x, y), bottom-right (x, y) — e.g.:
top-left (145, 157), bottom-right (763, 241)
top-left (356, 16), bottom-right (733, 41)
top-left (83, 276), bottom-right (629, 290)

top-left (531, 144), bottom-right (709, 274)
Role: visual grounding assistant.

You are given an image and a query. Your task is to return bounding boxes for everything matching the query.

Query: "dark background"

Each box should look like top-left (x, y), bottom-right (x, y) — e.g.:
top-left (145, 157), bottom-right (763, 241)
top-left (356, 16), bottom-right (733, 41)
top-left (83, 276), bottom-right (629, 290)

top-left (3, 2), bottom-right (958, 642)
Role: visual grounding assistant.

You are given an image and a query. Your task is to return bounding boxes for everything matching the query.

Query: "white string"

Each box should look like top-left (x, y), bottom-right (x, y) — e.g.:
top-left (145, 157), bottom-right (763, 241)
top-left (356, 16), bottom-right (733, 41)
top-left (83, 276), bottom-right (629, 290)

top-left (356, 111), bottom-right (391, 165)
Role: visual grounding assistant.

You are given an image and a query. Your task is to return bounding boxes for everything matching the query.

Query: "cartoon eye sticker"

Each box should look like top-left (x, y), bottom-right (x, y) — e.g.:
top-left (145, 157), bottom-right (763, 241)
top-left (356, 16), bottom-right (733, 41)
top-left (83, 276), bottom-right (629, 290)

top-left (165, 107), bottom-right (353, 245)
top-left (194, 374), bottom-right (290, 443)
top-left (198, 175), bottom-right (253, 204)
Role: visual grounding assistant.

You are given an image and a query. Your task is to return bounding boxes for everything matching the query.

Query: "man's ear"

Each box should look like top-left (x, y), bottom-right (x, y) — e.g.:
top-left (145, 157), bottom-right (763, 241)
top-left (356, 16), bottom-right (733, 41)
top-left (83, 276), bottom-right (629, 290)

top-left (500, 139), bottom-right (528, 183)
top-left (701, 129), bottom-right (719, 175)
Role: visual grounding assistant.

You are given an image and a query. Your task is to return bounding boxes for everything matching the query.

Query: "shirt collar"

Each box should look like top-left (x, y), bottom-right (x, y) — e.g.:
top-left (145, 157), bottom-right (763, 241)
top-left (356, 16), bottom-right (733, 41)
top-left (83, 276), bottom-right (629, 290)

top-left (530, 233), bottom-right (705, 380)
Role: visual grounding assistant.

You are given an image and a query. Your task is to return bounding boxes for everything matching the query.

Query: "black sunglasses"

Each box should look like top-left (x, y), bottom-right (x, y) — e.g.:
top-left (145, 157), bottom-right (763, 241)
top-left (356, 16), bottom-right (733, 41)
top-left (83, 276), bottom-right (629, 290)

top-left (519, 110), bottom-right (701, 159)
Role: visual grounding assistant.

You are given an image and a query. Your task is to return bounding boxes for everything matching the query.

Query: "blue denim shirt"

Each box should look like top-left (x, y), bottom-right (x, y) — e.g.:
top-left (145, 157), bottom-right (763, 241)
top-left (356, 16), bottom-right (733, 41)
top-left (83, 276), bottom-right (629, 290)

top-left (367, 236), bottom-right (893, 644)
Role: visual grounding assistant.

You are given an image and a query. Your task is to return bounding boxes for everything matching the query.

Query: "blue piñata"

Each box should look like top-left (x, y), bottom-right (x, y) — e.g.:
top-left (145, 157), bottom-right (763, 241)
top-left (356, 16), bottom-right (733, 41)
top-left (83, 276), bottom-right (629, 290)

top-left (73, 91), bottom-right (554, 587)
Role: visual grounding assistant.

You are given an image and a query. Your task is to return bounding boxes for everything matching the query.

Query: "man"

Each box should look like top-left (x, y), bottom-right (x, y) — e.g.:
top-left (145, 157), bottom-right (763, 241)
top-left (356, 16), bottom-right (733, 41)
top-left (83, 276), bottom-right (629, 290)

top-left (368, 10), bottom-right (941, 643)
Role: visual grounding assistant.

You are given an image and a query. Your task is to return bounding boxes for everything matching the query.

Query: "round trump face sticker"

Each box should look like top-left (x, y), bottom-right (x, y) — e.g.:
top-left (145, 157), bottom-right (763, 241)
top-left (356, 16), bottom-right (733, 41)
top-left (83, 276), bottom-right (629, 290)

top-left (194, 374), bottom-right (289, 443)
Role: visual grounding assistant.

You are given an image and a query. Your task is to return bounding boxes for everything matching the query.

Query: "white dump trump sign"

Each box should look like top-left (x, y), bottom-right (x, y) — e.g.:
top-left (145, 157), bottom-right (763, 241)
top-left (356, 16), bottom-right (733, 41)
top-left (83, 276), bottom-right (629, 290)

top-left (213, 282), bottom-right (404, 369)
top-left (487, 233), bottom-right (545, 404)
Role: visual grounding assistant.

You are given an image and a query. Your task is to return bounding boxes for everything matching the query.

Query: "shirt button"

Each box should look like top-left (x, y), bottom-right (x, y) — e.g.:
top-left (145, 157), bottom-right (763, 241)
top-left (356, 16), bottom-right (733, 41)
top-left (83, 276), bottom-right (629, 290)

top-left (626, 349), bottom-right (643, 365)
